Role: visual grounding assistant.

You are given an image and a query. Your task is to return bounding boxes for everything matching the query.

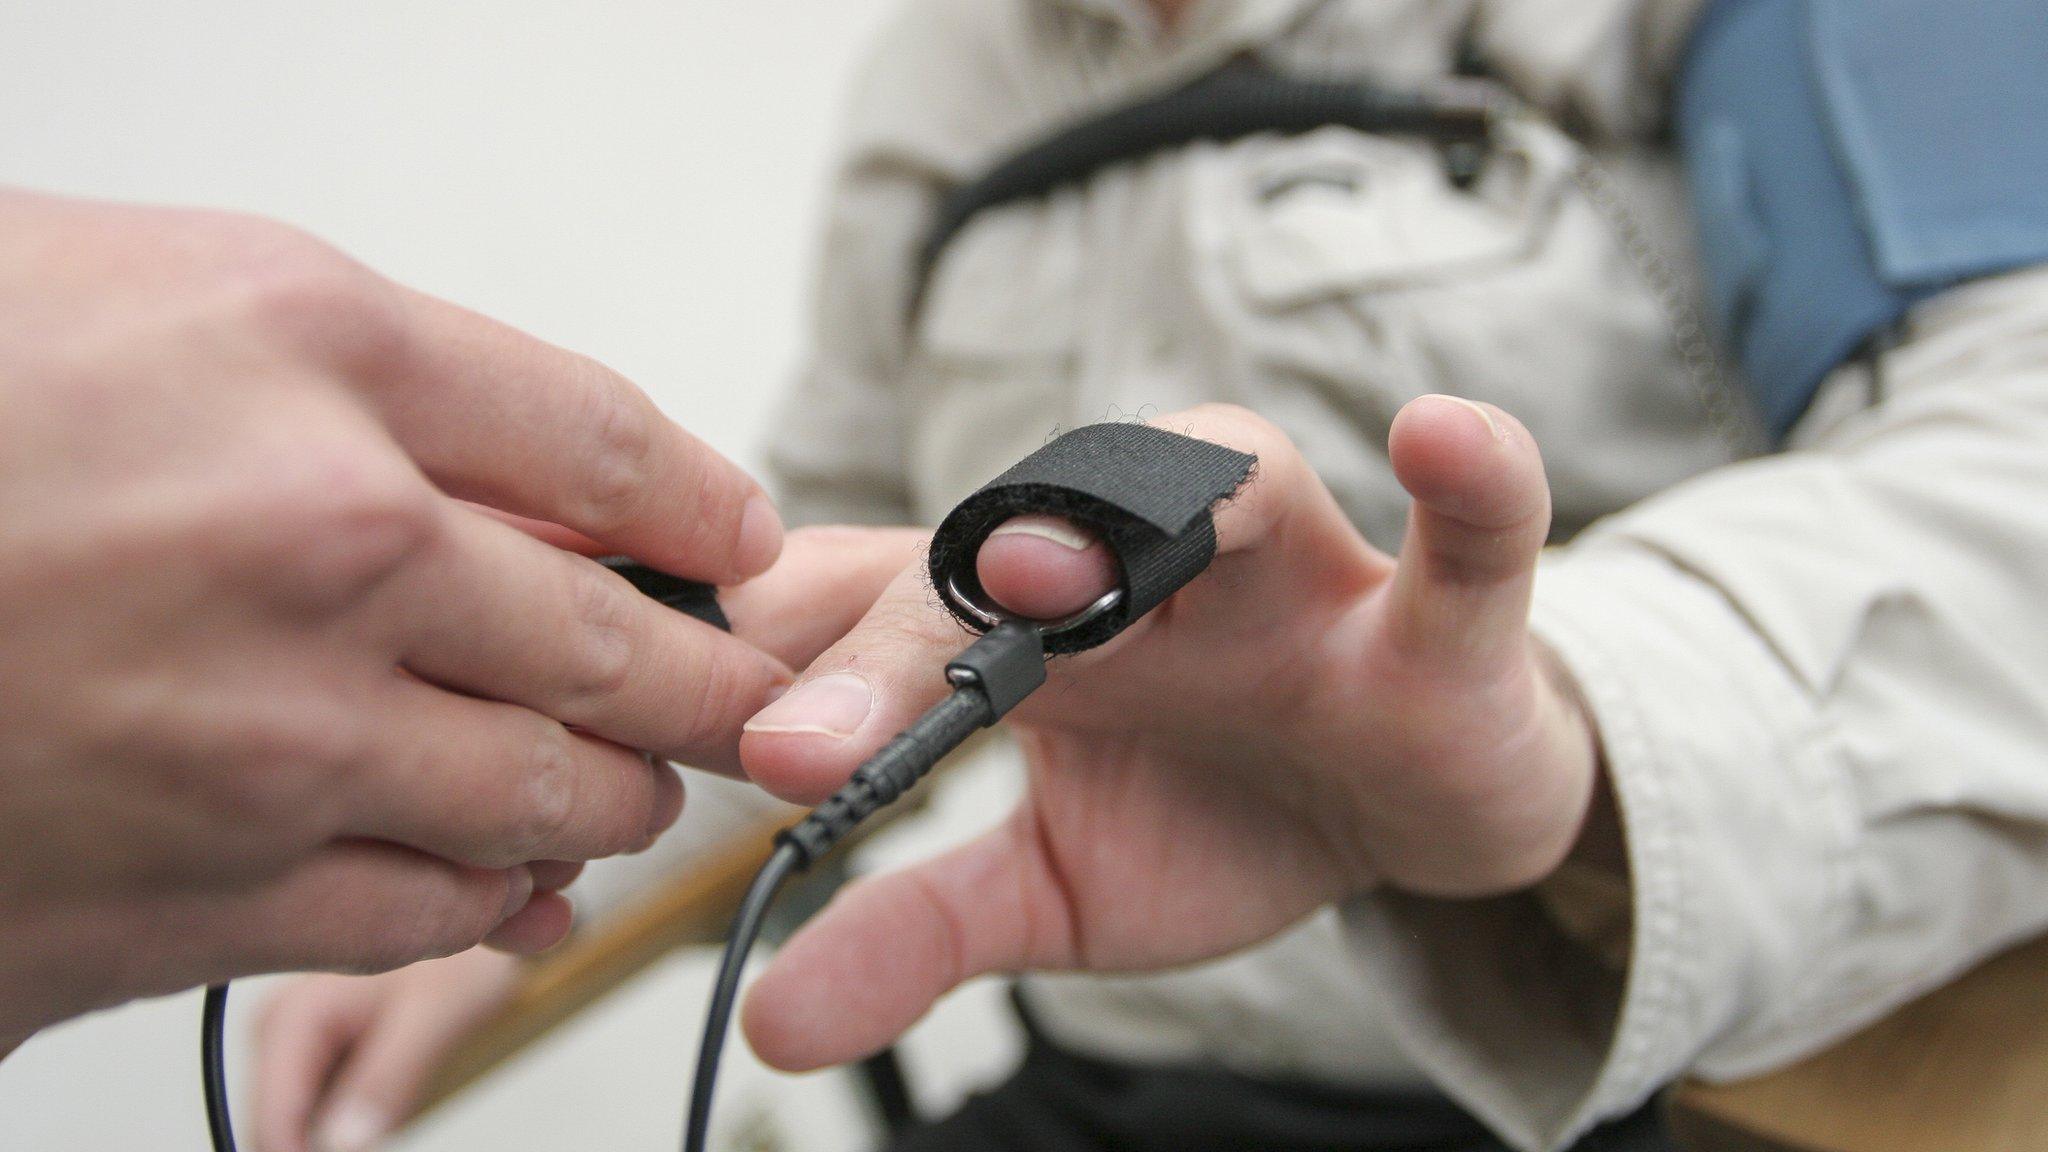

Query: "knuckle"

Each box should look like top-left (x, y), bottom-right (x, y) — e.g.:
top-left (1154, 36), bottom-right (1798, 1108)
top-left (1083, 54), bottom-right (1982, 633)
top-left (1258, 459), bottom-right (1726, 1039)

top-left (250, 974), bottom-right (342, 1041)
top-left (1177, 403), bottom-right (1290, 458)
top-left (248, 713), bottom-right (365, 806)
top-left (556, 563), bottom-right (639, 715)
top-left (584, 747), bottom-right (663, 857)
top-left (506, 723), bottom-right (584, 860)
top-left (213, 228), bottom-right (406, 371)
top-left (249, 987), bottom-right (296, 1038)
top-left (1172, 403), bottom-right (1304, 507)
top-left (665, 638), bottom-right (753, 754)
top-left (864, 594), bottom-right (947, 655)
top-left (256, 450), bottom-right (442, 612)
top-left (563, 373), bottom-right (660, 535)
top-left (286, 718), bottom-right (380, 822)
top-left (302, 452), bottom-right (439, 551)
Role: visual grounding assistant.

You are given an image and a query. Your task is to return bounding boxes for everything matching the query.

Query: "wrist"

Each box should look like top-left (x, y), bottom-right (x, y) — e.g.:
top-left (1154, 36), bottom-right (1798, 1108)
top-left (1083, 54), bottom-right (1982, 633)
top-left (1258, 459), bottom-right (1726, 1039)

top-left (1300, 630), bottom-right (1606, 900)
top-left (1532, 637), bottom-right (1625, 878)
top-left (1528, 639), bottom-right (1635, 969)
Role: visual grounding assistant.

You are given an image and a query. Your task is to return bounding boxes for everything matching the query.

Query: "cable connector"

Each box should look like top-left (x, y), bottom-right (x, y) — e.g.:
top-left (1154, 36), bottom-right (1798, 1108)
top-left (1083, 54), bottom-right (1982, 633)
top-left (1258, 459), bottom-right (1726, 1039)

top-left (945, 620), bottom-right (1047, 719)
top-left (688, 623), bottom-right (1048, 1152)
top-left (777, 622), bottom-right (1045, 868)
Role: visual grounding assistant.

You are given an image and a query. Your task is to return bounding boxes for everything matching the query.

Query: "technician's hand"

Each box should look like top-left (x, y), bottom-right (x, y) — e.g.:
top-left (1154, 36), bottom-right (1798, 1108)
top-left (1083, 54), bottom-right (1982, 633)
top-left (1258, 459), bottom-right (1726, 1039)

top-left (0, 188), bottom-right (791, 1042)
top-left (242, 523), bottom-right (928, 1152)
top-left (738, 401), bottom-right (1605, 1069)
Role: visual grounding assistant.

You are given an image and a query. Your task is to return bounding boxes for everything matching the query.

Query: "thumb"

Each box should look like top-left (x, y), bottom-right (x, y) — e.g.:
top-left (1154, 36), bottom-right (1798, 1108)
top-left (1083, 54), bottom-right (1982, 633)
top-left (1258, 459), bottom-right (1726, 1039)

top-left (1382, 395), bottom-right (1551, 667)
top-left (304, 1019), bottom-right (428, 1152)
top-left (309, 953), bottom-right (519, 1152)
top-left (742, 808), bottom-right (1074, 1071)
top-left (251, 979), bottom-right (382, 1152)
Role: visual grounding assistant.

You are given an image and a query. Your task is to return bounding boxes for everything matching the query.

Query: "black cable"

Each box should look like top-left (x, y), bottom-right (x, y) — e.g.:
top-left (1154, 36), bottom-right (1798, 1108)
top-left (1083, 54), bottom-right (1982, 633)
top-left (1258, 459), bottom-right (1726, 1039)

top-left (682, 840), bottom-right (804, 1152)
top-left (202, 982), bottom-right (239, 1152)
top-left (195, 623), bottom-right (1049, 1152)
top-left (683, 621), bottom-right (1048, 1152)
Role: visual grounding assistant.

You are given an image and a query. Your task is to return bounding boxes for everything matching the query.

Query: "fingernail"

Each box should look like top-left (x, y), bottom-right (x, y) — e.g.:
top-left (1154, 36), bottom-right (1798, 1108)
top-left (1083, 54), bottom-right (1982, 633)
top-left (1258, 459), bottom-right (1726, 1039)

top-left (499, 865), bottom-right (535, 922)
top-left (990, 518), bottom-right (1094, 550)
top-left (736, 493), bottom-right (784, 576)
top-left (645, 760), bottom-right (684, 845)
top-left (743, 672), bottom-right (872, 739)
top-left (1428, 394), bottom-right (1504, 441)
top-left (314, 1102), bottom-right (391, 1152)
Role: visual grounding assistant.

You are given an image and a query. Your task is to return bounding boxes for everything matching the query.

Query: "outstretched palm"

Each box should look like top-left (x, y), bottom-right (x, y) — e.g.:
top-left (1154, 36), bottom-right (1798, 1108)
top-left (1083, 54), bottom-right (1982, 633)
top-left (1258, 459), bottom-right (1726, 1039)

top-left (737, 401), bottom-right (1597, 1069)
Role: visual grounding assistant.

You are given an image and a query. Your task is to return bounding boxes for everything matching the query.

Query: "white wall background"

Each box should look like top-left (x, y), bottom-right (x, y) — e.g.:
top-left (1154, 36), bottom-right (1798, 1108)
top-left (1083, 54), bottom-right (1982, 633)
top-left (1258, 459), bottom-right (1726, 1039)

top-left (0, 3), bottom-right (1004, 1149)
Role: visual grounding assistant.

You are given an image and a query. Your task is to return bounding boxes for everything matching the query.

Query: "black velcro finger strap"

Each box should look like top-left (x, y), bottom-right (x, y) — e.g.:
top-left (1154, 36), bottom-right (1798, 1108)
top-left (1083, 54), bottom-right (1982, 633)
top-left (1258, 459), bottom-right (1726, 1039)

top-left (601, 556), bottom-right (730, 633)
top-left (928, 423), bottom-right (1256, 655)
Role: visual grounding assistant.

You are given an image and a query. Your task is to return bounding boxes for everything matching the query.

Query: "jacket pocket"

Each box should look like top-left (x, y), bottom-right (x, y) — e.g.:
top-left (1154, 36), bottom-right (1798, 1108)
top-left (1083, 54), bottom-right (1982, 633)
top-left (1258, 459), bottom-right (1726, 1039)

top-left (1216, 122), bottom-right (1568, 311)
top-left (1191, 118), bottom-right (1727, 540)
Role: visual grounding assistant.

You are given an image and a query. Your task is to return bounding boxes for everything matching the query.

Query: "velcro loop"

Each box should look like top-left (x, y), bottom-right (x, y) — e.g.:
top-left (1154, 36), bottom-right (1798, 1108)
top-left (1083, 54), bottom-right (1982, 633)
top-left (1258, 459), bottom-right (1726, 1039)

top-left (601, 556), bottom-right (730, 633)
top-left (928, 423), bottom-right (1256, 654)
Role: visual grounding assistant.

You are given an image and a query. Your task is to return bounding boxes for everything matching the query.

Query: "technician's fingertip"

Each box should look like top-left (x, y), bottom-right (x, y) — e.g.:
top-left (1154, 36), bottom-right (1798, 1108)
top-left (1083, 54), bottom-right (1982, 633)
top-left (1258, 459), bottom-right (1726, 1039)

top-left (734, 493), bottom-right (784, 578)
top-left (484, 891), bottom-right (575, 954)
top-left (496, 865), bottom-right (535, 925)
top-left (643, 756), bottom-right (686, 848)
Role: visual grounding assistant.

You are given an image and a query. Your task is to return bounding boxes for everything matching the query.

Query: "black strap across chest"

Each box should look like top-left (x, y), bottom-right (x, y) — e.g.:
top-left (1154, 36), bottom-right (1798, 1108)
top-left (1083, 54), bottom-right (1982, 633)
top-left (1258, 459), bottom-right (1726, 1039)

top-left (912, 59), bottom-right (1499, 313)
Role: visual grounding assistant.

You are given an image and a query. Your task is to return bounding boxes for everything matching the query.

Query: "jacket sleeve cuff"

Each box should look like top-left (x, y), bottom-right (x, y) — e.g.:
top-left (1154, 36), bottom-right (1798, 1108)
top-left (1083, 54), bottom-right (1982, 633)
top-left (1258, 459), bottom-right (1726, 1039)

top-left (1338, 540), bottom-right (1847, 1152)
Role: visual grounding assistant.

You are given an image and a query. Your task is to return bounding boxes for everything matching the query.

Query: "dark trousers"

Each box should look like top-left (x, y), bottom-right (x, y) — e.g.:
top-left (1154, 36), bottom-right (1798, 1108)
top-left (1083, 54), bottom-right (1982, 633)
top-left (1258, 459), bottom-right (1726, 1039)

top-left (880, 997), bottom-right (1668, 1152)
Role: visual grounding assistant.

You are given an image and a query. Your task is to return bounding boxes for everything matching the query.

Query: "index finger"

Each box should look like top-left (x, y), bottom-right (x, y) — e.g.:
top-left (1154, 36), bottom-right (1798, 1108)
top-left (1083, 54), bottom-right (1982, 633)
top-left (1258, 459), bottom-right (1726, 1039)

top-left (357, 288), bottom-right (782, 583)
top-left (737, 406), bottom-right (1365, 804)
top-left (738, 528), bottom-right (1120, 806)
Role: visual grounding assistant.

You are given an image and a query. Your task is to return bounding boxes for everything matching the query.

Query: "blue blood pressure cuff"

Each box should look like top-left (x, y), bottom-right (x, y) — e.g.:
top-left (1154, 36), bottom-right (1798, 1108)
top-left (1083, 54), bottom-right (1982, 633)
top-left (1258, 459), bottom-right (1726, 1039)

top-left (1678, 0), bottom-right (2048, 437)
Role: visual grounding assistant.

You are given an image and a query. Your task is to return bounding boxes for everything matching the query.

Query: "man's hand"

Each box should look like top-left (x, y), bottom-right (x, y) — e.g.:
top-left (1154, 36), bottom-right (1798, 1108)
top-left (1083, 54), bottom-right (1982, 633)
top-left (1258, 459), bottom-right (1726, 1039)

top-left (0, 189), bottom-right (791, 1039)
top-left (735, 401), bottom-right (1602, 1070)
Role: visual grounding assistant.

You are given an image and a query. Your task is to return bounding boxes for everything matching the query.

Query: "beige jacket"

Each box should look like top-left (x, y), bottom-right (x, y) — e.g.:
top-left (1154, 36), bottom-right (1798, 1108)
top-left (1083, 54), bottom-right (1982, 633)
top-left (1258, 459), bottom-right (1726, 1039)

top-left (1370, 260), bottom-right (2048, 1148)
top-left (628, 2), bottom-right (2048, 1149)
top-left (769, 0), bottom-right (1731, 1123)
top-left (765, 0), bottom-right (1735, 545)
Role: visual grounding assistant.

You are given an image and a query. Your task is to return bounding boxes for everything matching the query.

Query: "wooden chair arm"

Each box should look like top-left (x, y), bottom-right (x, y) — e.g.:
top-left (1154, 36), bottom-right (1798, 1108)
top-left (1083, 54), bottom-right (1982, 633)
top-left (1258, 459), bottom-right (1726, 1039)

top-left (410, 752), bottom-right (2048, 1152)
top-left (410, 732), bottom-right (991, 1124)
top-left (1668, 932), bottom-right (2048, 1152)
top-left (415, 813), bottom-right (798, 1117)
